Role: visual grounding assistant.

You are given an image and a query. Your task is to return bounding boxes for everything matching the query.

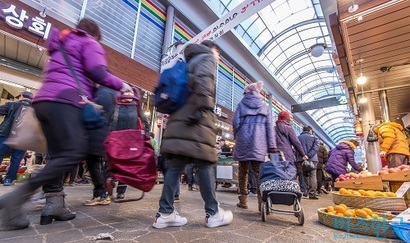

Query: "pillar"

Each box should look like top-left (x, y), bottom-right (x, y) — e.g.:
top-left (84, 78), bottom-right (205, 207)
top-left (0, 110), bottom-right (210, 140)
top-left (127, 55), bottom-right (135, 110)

top-left (161, 6), bottom-right (175, 56)
top-left (359, 92), bottom-right (381, 173)
top-left (378, 90), bottom-right (390, 122)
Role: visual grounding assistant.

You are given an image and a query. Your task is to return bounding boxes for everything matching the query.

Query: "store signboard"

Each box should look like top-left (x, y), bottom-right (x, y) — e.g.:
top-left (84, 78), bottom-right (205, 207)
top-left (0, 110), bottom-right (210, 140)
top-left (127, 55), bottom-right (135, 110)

top-left (161, 0), bottom-right (276, 67)
top-left (0, 3), bottom-right (52, 40)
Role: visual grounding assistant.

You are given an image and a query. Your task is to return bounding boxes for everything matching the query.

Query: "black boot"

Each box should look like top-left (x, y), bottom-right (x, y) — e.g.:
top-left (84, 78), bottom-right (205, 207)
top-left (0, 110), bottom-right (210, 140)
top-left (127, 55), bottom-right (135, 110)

top-left (40, 191), bottom-right (76, 225)
top-left (0, 185), bottom-right (33, 230)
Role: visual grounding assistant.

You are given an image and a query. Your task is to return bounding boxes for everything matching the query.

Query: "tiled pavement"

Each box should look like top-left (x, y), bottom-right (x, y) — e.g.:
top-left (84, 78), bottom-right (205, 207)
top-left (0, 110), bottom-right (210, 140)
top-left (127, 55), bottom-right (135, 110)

top-left (0, 183), bottom-right (404, 243)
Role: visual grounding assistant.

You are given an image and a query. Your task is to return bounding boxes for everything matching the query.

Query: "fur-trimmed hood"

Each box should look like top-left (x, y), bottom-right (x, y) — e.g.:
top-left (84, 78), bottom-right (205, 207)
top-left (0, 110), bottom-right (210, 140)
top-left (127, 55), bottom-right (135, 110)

top-left (338, 140), bottom-right (357, 150)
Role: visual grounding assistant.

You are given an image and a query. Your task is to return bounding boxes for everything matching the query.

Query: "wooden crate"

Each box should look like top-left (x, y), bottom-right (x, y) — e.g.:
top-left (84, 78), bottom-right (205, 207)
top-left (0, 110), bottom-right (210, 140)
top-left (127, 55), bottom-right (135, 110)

top-left (334, 176), bottom-right (383, 191)
top-left (381, 170), bottom-right (410, 182)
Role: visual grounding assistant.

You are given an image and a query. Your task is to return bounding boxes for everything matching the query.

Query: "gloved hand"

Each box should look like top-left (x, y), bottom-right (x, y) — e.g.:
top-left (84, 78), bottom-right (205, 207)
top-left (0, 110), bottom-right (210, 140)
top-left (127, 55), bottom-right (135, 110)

top-left (120, 82), bottom-right (132, 93)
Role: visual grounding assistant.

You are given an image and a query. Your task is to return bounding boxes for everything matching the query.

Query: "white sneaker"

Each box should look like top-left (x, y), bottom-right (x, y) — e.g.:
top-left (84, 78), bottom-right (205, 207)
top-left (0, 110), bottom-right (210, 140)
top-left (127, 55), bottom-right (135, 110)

top-left (152, 211), bottom-right (188, 228)
top-left (248, 192), bottom-right (257, 197)
top-left (205, 207), bottom-right (233, 228)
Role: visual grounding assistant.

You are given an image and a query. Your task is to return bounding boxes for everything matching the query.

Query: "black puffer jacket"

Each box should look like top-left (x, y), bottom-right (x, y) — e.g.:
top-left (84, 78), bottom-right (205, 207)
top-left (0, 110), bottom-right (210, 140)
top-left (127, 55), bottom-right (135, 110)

top-left (317, 143), bottom-right (329, 170)
top-left (0, 99), bottom-right (32, 137)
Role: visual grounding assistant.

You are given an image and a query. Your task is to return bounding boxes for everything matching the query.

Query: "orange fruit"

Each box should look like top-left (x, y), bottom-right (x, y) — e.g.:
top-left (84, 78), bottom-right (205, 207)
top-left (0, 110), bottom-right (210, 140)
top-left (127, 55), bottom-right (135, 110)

top-left (339, 204), bottom-right (348, 210)
top-left (363, 191), bottom-right (373, 197)
top-left (327, 211), bottom-right (336, 215)
top-left (358, 189), bottom-right (366, 195)
top-left (386, 192), bottom-right (396, 197)
top-left (352, 191), bottom-right (361, 196)
top-left (345, 210), bottom-right (355, 217)
top-left (326, 206), bottom-right (335, 213)
top-left (362, 207), bottom-right (373, 215)
top-left (334, 205), bottom-right (347, 214)
top-left (374, 191), bottom-right (385, 197)
top-left (339, 188), bottom-right (349, 195)
top-left (336, 213), bottom-right (344, 217)
top-left (355, 209), bottom-right (368, 218)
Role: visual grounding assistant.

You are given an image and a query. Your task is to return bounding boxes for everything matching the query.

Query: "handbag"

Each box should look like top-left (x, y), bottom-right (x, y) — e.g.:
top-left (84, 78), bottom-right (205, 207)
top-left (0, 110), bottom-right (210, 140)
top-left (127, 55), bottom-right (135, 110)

top-left (259, 151), bottom-right (297, 183)
top-left (104, 106), bottom-right (157, 192)
top-left (302, 160), bottom-right (316, 173)
top-left (59, 42), bottom-right (105, 130)
top-left (4, 105), bottom-right (47, 153)
top-left (366, 125), bottom-right (378, 142)
top-left (322, 169), bottom-right (332, 181)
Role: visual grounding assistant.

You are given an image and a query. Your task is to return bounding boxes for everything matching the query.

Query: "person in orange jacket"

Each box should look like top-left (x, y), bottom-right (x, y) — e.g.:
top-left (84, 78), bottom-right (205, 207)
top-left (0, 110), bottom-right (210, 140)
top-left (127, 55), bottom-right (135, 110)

top-left (374, 122), bottom-right (410, 167)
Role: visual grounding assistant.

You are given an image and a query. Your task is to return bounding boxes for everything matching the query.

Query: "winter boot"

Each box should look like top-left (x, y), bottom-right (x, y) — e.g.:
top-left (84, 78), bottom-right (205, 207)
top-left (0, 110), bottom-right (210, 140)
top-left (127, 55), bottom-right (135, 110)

top-left (40, 191), bottom-right (76, 225)
top-left (0, 185), bottom-right (34, 230)
top-left (236, 195), bottom-right (248, 209)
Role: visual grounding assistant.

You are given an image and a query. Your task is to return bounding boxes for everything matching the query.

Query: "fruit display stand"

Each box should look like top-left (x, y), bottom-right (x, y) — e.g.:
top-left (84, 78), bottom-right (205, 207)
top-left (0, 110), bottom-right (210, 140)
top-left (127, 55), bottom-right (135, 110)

top-left (318, 208), bottom-right (398, 239)
top-left (332, 192), bottom-right (407, 213)
top-left (334, 175), bottom-right (383, 191)
top-left (381, 170), bottom-right (410, 205)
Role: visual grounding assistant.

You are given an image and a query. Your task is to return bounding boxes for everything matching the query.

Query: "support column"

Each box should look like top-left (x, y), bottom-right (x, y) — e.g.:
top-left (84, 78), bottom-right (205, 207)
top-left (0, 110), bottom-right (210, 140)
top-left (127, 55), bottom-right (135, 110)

top-left (161, 6), bottom-right (175, 57)
top-left (359, 92), bottom-right (381, 173)
top-left (378, 90), bottom-right (390, 122)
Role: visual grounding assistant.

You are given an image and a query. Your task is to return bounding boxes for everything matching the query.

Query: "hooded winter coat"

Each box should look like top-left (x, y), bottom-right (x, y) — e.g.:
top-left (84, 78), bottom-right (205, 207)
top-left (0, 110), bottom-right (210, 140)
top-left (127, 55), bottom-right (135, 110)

top-left (34, 28), bottom-right (123, 107)
top-left (160, 44), bottom-right (218, 162)
top-left (317, 143), bottom-right (329, 170)
top-left (374, 122), bottom-right (410, 159)
top-left (275, 120), bottom-right (305, 163)
top-left (0, 99), bottom-right (32, 137)
top-left (325, 141), bottom-right (363, 176)
top-left (233, 91), bottom-right (276, 162)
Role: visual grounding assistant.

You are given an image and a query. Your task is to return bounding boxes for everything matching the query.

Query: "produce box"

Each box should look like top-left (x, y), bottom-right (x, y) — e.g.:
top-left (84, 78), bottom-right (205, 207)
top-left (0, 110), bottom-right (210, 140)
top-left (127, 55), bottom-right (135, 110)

top-left (381, 170), bottom-right (410, 182)
top-left (318, 208), bottom-right (398, 239)
top-left (334, 176), bottom-right (383, 191)
top-left (332, 192), bottom-right (407, 212)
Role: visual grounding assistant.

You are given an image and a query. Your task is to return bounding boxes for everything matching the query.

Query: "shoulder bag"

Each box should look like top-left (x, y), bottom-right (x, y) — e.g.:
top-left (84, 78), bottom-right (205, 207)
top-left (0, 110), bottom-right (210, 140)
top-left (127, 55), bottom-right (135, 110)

top-left (366, 125), bottom-right (378, 142)
top-left (259, 151), bottom-right (297, 183)
top-left (59, 42), bottom-right (105, 130)
top-left (104, 104), bottom-right (157, 192)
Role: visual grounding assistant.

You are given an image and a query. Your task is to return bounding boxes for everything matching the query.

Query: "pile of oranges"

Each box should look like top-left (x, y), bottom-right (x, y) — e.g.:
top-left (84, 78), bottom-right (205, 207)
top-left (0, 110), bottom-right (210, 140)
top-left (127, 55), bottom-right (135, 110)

top-left (338, 188), bottom-right (396, 197)
top-left (325, 204), bottom-right (387, 220)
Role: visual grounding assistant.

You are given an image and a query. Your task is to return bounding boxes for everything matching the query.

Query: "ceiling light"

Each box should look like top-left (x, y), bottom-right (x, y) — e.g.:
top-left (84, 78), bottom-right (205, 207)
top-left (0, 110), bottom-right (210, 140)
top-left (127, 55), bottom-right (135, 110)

top-left (357, 73), bottom-right (367, 85)
top-left (144, 111), bottom-right (151, 116)
top-left (359, 96), bottom-right (368, 104)
top-left (348, 4), bottom-right (359, 13)
top-left (39, 7), bottom-right (47, 18)
top-left (309, 43), bottom-right (327, 58)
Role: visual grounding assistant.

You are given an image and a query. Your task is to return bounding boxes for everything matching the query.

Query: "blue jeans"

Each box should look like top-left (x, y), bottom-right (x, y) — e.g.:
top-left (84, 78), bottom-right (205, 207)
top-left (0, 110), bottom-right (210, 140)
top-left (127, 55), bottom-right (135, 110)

top-left (186, 163), bottom-right (198, 185)
top-left (0, 136), bottom-right (26, 181)
top-left (159, 155), bottom-right (218, 215)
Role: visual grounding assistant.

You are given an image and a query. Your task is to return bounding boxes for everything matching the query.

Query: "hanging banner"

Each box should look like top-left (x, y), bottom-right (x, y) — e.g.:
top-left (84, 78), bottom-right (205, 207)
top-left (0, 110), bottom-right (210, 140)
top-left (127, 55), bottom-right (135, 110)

top-left (161, 0), bottom-right (276, 68)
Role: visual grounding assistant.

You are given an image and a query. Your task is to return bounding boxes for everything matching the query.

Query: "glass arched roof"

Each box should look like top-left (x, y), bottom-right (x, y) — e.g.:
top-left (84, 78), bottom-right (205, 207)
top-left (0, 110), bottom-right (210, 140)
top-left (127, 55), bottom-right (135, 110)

top-left (205, 0), bottom-right (355, 143)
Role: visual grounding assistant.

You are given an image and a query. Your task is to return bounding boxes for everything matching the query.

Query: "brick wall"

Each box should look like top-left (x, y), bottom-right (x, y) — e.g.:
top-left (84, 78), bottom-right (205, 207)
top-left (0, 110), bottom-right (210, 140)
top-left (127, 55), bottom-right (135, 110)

top-left (0, 0), bottom-right (158, 92)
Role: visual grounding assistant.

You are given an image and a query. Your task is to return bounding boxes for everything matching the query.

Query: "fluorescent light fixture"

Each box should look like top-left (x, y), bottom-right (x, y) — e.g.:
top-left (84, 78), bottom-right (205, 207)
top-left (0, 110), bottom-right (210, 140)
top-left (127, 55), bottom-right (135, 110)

top-left (357, 73), bottom-right (367, 85)
top-left (0, 79), bottom-right (24, 88)
top-left (359, 96), bottom-right (368, 104)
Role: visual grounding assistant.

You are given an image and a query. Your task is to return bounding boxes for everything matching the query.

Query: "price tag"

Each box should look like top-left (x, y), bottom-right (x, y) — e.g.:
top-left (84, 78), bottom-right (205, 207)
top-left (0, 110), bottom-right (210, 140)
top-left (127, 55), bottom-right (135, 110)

top-left (392, 207), bottom-right (410, 223)
top-left (395, 182), bottom-right (410, 197)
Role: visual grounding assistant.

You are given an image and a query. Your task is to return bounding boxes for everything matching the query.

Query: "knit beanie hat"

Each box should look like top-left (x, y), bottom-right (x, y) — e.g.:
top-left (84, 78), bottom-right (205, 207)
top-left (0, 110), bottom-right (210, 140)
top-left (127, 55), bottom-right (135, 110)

top-left (277, 111), bottom-right (291, 122)
top-left (244, 81), bottom-right (263, 94)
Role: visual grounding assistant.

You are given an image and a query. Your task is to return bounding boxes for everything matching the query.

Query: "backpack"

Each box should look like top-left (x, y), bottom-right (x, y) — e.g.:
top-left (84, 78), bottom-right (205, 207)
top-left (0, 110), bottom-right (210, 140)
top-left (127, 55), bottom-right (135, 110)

top-left (154, 59), bottom-right (190, 114)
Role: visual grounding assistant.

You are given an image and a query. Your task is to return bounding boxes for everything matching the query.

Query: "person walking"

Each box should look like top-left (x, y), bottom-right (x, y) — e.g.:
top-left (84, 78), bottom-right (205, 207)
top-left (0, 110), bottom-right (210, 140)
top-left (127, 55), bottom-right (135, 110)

top-left (0, 18), bottom-right (131, 230)
top-left (153, 40), bottom-right (233, 229)
top-left (0, 91), bottom-right (34, 186)
top-left (233, 81), bottom-right (276, 211)
top-left (325, 139), bottom-right (363, 184)
top-left (274, 111), bottom-right (307, 187)
top-left (316, 141), bottom-right (329, 194)
top-left (374, 122), bottom-right (410, 167)
top-left (296, 126), bottom-right (320, 199)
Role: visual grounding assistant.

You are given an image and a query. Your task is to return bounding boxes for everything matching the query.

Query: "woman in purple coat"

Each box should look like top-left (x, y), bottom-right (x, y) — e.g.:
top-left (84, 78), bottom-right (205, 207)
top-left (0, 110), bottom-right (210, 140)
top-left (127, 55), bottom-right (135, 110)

top-left (0, 19), bottom-right (131, 230)
top-left (233, 81), bottom-right (276, 211)
top-left (325, 140), bottom-right (363, 182)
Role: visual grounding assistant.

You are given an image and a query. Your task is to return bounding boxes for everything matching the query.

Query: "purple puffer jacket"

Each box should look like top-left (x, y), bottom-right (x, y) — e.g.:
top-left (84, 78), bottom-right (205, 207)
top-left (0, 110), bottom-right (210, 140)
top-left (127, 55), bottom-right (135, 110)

top-left (34, 27), bottom-right (123, 107)
top-left (233, 91), bottom-right (276, 162)
top-left (325, 141), bottom-right (363, 176)
top-left (275, 121), bottom-right (305, 163)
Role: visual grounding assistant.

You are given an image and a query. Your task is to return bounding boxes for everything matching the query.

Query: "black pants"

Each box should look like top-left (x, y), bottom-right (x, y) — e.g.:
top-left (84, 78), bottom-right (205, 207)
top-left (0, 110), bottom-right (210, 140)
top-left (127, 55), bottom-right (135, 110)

top-left (24, 102), bottom-right (87, 193)
top-left (86, 155), bottom-right (107, 197)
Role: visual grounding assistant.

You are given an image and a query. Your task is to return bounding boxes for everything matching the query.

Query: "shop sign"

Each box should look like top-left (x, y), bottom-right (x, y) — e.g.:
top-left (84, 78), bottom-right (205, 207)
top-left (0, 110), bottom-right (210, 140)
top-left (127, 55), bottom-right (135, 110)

top-left (213, 106), bottom-right (228, 119)
top-left (0, 4), bottom-right (52, 40)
